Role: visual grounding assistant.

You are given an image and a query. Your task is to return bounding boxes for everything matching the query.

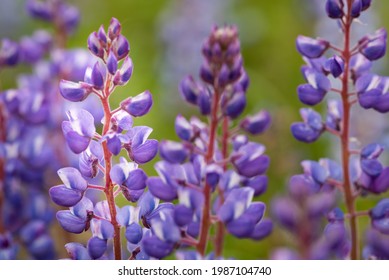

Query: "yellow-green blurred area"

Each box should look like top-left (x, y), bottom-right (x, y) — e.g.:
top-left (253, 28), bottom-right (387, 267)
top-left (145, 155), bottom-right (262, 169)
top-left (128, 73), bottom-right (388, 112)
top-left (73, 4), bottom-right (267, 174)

top-left (2, 0), bottom-right (389, 260)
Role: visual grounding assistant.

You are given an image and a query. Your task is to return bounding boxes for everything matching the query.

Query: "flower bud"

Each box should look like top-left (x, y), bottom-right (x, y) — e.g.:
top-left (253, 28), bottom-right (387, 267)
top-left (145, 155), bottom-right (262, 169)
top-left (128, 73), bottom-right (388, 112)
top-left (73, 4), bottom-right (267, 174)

top-left (197, 88), bottom-right (212, 115)
top-left (351, 0), bottom-right (363, 18)
top-left (108, 17), bottom-right (121, 40)
top-left (224, 91), bottom-right (246, 119)
top-left (97, 25), bottom-right (107, 47)
top-left (114, 56), bottom-right (133, 85)
top-left (91, 62), bottom-right (105, 89)
top-left (200, 61), bottom-right (214, 84)
top-left (87, 32), bottom-right (104, 59)
top-left (361, 0), bottom-right (371, 11)
top-left (179, 76), bottom-right (200, 105)
top-left (325, 0), bottom-right (344, 19)
top-left (112, 35), bottom-right (129, 60)
top-left (106, 51), bottom-right (118, 75)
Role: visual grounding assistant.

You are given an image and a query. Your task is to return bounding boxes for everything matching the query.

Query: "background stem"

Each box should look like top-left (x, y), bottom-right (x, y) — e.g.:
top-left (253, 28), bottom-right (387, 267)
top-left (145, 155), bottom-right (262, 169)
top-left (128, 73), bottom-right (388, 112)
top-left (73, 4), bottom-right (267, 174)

top-left (197, 88), bottom-right (221, 256)
top-left (341, 0), bottom-right (358, 260)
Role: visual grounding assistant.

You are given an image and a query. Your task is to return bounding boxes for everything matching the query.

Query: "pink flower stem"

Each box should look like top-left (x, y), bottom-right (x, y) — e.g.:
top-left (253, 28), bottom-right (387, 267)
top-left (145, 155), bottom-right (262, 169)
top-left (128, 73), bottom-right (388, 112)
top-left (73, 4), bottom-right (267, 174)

top-left (340, 0), bottom-right (359, 260)
top-left (101, 83), bottom-right (122, 260)
top-left (197, 87), bottom-right (221, 256)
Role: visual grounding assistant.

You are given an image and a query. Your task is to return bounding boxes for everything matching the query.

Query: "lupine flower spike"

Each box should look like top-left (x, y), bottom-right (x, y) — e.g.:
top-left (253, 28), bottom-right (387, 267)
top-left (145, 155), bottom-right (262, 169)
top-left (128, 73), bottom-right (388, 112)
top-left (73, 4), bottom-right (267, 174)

top-left (50, 18), bottom-right (158, 260)
top-left (289, 0), bottom-right (389, 260)
top-left (147, 25), bottom-right (272, 259)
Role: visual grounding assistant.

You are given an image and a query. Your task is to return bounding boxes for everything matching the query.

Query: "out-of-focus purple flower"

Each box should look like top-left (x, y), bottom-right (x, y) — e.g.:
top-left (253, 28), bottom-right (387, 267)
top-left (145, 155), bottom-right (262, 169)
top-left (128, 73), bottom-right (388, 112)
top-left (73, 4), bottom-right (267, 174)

top-left (65, 243), bottom-right (91, 260)
top-left (363, 228), bottom-right (389, 259)
top-left (19, 221), bottom-right (55, 260)
top-left (231, 142), bottom-right (269, 178)
top-left (217, 187), bottom-right (270, 239)
top-left (0, 39), bottom-right (20, 67)
top-left (159, 140), bottom-right (189, 164)
top-left (370, 198), bottom-right (389, 234)
top-left (240, 110), bottom-right (271, 135)
top-left (0, 233), bottom-right (18, 260)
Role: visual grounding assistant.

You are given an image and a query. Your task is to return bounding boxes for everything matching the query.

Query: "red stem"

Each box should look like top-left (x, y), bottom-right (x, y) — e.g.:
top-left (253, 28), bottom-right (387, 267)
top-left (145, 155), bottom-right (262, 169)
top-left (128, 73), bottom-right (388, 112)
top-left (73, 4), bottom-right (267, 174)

top-left (0, 101), bottom-right (5, 234)
top-left (341, 0), bottom-right (358, 260)
top-left (101, 93), bottom-right (122, 260)
top-left (215, 117), bottom-right (229, 257)
top-left (196, 88), bottom-right (221, 256)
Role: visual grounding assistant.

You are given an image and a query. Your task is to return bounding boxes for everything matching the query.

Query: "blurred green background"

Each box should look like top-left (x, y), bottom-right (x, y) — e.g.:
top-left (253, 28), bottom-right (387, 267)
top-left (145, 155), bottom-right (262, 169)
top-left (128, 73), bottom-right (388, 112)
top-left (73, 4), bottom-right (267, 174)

top-left (2, 0), bottom-right (389, 259)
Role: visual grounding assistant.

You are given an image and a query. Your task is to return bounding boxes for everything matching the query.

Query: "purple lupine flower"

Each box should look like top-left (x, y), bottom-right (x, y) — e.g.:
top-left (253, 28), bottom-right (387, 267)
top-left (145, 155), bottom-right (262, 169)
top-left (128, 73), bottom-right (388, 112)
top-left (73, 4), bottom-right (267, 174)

top-left (0, 39), bottom-right (19, 67)
top-left (62, 109), bottom-right (96, 154)
top-left (56, 197), bottom-right (94, 234)
top-left (49, 17), bottom-right (159, 260)
top-left (0, 0), bottom-right (100, 260)
top-left (325, 0), bottom-right (344, 19)
top-left (120, 91), bottom-right (153, 117)
top-left (110, 158), bottom-right (147, 202)
top-left (49, 167), bottom-right (88, 207)
top-left (123, 126), bottom-right (158, 164)
top-left (355, 143), bottom-right (389, 194)
top-left (79, 140), bottom-right (103, 178)
top-left (296, 36), bottom-right (329, 58)
top-left (26, 0), bottom-right (80, 35)
top-left (363, 228), bottom-right (389, 259)
top-left (240, 110), bottom-right (271, 135)
top-left (358, 28), bottom-right (387, 61)
top-left (147, 24), bottom-right (272, 259)
top-left (291, 0), bottom-right (389, 260)
top-left (291, 108), bottom-right (324, 143)
top-left (324, 56), bottom-right (344, 78)
top-left (370, 199), bottom-right (389, 234)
